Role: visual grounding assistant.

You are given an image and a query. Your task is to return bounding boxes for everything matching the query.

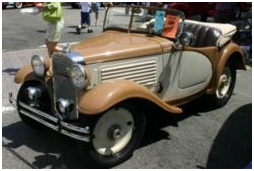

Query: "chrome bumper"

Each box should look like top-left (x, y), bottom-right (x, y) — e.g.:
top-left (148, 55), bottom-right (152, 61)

top-left (9, 93), bottom-right (90, 142)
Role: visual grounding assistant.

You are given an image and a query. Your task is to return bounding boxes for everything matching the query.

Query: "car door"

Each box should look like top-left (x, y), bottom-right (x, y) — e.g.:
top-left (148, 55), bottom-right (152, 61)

top-left (159, 50), bottom-right (213, 100)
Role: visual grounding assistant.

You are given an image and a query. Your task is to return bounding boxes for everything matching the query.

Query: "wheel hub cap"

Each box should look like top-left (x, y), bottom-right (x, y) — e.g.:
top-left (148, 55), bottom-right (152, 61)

top-left (92, 108), bottom-right (134, 156)
top-left (108, 125), bottom-right (122, 140)
top-left (216, 67), bottom-right (231, 99)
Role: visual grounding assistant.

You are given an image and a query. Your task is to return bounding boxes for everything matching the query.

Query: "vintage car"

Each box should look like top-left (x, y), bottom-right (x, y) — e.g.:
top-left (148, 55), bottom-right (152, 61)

top-left (10, 6), bottom-right (245, 168)
top-left (2, 2), bottom-right (40, 9)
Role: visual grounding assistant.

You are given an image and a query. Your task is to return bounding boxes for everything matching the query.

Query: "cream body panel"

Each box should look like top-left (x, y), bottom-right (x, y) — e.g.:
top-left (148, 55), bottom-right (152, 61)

top-left (87, 54), bottom-right (164, 92)
top-left (160, 51), bottom-right (213, 100)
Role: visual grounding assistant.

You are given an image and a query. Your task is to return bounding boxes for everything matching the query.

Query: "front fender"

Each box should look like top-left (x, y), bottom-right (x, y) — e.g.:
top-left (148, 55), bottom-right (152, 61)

top-left (14, 65), bottom-right (38, 83)
top-left (14, 57), bottom-right (50, 83)
top-left (78, 80), bottom-right (182, 115)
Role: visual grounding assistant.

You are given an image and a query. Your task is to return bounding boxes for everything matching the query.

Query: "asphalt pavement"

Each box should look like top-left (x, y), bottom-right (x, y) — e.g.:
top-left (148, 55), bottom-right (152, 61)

top-left (2, 5), bottom-right (104, 51)
top-left (2, 4), bottom-right (252, 169)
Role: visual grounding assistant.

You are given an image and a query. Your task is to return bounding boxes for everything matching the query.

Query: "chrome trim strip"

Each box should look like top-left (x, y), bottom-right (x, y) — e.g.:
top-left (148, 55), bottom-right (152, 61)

top-left (61, 121), bottom-right (90, 134)
top-left (18, 101), bottom-right (90, 142)
top-left (62, 130), bottom-right (90, 142)
top-left (20, 110), bottom-right (58, 131)
top-left (66, 50), bottom-right (85, 65)
top-left (19, 102), bottom-right (58, 123)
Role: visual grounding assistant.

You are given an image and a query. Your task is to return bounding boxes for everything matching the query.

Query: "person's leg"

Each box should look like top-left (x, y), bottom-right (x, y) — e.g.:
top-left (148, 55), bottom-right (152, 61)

top-left (95, 3), bottom-right (99, 26)
top-left (46, 39), bottom-right (58, 57)
top-left (85, 12), bottom-right (93, 33)
top-left (81, 11), bottom-right (87, 28)
top-left (77, 11), bottom-right (84, 34)
top-left (95, 11), bottom-right (99, 26)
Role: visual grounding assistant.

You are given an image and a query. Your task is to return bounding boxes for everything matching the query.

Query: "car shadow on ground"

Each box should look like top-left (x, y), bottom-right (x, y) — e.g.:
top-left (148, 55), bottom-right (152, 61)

top-left (36, 30), bottom-right (46, 34)
top-left (2, 68), bottom-right (20, 75)
top-left (139, 95), bottom-right (219, 149)
top-left (2, 122), bottom-right (87, 168)
top-left (2, 96), bottom-right (251, 169)
top-left (205, 103), bottom-right (252, 169)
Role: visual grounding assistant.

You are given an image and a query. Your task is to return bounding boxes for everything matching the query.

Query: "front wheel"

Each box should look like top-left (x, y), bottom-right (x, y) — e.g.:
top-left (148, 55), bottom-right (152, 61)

top-left (78, 103), bottom-right (145, 168)
top-left (209, 64), bottom-right (236, 107)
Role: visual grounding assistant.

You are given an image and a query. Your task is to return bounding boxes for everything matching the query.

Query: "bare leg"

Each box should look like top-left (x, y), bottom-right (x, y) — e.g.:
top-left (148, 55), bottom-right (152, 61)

top-left (46, 39), bottom-right (58, 75)
top-left (95, 12), bottom-right (99, 26)
top-left (46, 39), bottom-right (58, 57)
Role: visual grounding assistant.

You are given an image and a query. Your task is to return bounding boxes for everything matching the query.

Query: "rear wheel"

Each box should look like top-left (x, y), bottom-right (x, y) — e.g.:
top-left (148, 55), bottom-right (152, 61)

top-left (78, 103), bottom-right (145, 168)
top-left (209, 64), bottom-right (236, 107)
top-left (14, 2), bottom-right (23, 9)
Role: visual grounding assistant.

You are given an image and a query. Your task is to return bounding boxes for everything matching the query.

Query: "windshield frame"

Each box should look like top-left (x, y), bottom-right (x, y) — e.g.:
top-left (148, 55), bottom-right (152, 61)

top-left (103, 6), bottom-right (186, 39)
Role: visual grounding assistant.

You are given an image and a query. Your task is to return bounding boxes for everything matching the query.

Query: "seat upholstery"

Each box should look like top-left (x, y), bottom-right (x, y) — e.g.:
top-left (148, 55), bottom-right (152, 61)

top-left (183, 20), bottom-right (236, 47)
top-left (183, 22), bottom-right (221, 47)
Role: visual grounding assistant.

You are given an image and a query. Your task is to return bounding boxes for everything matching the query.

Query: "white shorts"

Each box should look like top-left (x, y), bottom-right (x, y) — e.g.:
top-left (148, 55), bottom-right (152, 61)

top-left (45, 19), bottom-right (64, 42)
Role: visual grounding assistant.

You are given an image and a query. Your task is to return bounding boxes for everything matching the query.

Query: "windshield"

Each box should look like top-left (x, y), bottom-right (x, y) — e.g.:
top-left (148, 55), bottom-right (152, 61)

top-left (103, 6), bottom-right (185, 39)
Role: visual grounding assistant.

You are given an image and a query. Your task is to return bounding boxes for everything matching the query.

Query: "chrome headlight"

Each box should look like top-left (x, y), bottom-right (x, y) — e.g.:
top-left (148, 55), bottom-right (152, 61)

top-left (31, 55), bottom-right (46, 77)
top-left (179, 32), bottom-right (195, 46)
top-left (70, 64), bottom-right (87, 89)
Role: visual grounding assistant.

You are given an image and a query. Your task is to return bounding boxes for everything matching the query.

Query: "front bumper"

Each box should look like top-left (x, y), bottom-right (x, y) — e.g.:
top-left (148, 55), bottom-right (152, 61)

top-left (9, 93), bottom-right (90, 142)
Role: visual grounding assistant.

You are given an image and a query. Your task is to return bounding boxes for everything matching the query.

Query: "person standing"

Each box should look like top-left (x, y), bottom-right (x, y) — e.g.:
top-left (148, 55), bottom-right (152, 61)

top-left (76, 2), bottom-right (93, 34)
top-left (36, 2), bottom-right (64, 57)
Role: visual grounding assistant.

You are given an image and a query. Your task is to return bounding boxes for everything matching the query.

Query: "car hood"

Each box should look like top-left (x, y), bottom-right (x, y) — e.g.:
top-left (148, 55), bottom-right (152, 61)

top-left (71, 31), bottom-right (173, 64)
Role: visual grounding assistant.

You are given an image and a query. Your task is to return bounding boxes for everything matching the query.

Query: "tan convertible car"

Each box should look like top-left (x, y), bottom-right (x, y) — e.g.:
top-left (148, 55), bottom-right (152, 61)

top-left (10, 6), bottom-right (245, 167)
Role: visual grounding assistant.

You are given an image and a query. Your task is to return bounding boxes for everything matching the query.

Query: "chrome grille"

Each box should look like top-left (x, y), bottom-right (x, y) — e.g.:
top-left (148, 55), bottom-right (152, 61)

top-left (52, 53), bottom-right (78, 120)
top-left (100, 60), bottom-right (158, 86)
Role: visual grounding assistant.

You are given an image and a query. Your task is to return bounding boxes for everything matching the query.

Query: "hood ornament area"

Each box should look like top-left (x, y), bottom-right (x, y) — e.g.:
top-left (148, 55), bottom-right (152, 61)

top-left (62, 43), bottom-right (71, 54)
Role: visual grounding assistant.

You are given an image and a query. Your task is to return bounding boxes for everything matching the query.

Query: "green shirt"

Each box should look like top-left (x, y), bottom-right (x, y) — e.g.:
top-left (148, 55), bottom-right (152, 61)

top-left (43, 2), bottom-right (63, 22)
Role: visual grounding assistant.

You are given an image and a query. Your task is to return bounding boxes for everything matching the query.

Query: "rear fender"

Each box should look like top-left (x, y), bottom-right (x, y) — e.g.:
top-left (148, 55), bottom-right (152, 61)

top-left (78, 80), bottom-right (182, 115)
top-left (207, 43), bottom-right (246, 94)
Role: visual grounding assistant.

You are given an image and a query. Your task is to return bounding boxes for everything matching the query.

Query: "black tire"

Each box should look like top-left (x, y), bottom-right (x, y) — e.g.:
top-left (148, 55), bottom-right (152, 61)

top-left (77, 102), bottom-right (146, 168)
top-left (17, 82), bottom-right (46, 130)
top-left (14, 2), bottom-right (23, 9)
top-left (209, 64), bottom-right (236, 108)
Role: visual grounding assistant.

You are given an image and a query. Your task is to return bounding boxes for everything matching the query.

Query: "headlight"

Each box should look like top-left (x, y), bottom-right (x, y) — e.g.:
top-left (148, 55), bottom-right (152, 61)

top-left (179, 32), bottom-right (195, 46)
top-left (70, 64), bottom-right (87, 89)
top-left (31, 55), bottom-right (45, 77)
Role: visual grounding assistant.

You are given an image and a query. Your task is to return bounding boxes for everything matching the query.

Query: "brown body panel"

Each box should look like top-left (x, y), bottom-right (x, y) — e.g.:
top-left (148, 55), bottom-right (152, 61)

top-left (78, 79), bottom-right (182, 115)
top-left (72, 31), bottom-right (173, 64)
top-left (15, 65), bottom-right (38, 83)
top-left (207, 43), bottom-right (245, 94)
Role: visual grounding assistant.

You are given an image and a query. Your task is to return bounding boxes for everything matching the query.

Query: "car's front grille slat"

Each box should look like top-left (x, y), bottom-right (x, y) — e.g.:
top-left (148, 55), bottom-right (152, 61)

top-left (52, 54), bottom-right (78, 119)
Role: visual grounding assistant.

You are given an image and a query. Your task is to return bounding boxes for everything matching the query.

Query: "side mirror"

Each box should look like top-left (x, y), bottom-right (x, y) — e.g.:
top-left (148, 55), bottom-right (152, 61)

top-left (179, 32), bottom-right (195, 46)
